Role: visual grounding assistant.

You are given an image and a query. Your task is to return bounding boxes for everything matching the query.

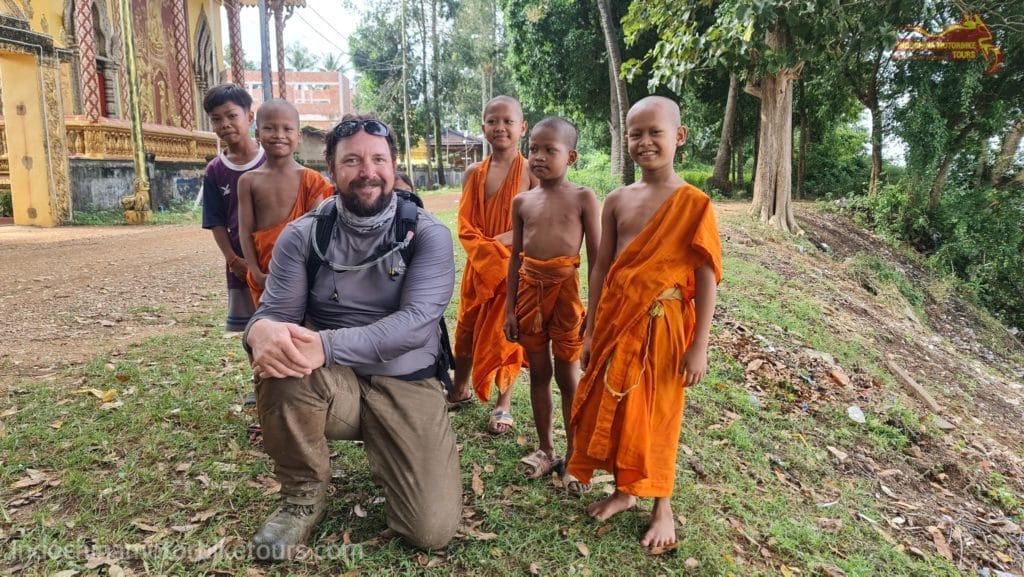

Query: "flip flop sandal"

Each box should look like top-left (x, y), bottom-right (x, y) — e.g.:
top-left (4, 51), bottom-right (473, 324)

top-left (446, 395), bottom-right (476, 412)
top-left (562, 472), bottom-right (592, 496)
top-left (487, 410), bottom-right (514, 435)
top-left (517, 450), bottom-right (562, 479)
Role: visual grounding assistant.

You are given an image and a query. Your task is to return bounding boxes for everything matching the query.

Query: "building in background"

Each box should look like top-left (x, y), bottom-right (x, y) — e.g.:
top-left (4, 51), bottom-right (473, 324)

top-left (0, 0), bottom-right (236, 225)
top-left (244, 69), bottom-right (352, 131)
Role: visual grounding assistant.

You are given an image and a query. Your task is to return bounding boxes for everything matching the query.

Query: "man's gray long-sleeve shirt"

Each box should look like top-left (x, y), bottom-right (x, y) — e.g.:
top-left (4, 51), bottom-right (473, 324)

top-left (246, 198), bottom-right (455, 378)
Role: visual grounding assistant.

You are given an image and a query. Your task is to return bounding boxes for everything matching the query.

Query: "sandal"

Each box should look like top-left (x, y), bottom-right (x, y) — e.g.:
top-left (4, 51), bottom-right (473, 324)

top-left (487, 410), bottom-right (514, 435)
top-left (517, 450), bottom-right (562, 479)
top-left (562, 472), bottom-right (592, 496)
top-left (446, 395), bottom-right (475, 412)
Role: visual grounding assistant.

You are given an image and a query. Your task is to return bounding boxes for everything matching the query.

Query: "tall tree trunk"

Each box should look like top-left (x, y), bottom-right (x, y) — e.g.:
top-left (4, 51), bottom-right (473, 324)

top-left (975, 144), bottom-right (989, 187)
top-left (708, 73), bottom-right (738, 194)
top-left (430, 0), bottom-right (445, 186)
top-left (735, 132), bottom-right (745, 193)
top-left (595, 0), bottom-right (632, 185)
top-left (991, 117), bottom-right (1024, 185)
top-left (399, 0), bottom-right (413, 175)
top-left (608, 96), bottom-right (621, 180)
top-left (868, 104), bottom-right (882, 195)
top-left (745, 27), bottom-right (802, 234)
top-left (797, 75), bottom-right (807, 200)
top-left (928, 151), bottom-right (954, 211)
top-left (418, 0), bottom-right (433, 187)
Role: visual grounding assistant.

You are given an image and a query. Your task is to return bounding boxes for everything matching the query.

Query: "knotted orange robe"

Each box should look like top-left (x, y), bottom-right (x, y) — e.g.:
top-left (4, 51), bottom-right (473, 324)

top-left (246, 168), bottom-right (333, 303)
top-left (514, 254), bottom-right (585, 362)
top-left (455, 154), bottom-right (528, 402)
top-left (567, 184), bottom-right (722, 497)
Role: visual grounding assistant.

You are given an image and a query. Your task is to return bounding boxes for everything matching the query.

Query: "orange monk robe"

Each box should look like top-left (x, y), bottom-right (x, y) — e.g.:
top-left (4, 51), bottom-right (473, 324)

top-left (514, 254), bottom-right (585, 362)
top-left (246, 168), bottom-right (334, 303)
top-left (455, 154), bottom-right (528, 402)
top-left (567, 184), bottom-right (722, 497)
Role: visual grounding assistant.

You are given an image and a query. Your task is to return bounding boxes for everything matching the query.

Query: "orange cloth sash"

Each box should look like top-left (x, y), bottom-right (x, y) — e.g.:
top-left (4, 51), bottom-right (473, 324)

top-left (567, 184), bottom-right (722, 497)
top-left (514, 254), bottom-right (584, 362)
top-left (247, 168), bottom-right (333, 303)
top-left (456, 154), bottom-right (528, 401)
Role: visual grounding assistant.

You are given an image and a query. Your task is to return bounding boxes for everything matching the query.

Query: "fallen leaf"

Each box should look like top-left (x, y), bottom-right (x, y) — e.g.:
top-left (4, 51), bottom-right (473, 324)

top-left (1, 406), bottom-right (18, 418)
top-left (473, 531), bottom-right (498, 541)
top-left (684, 557), bottom-right (700, 570)
top-left (927, 526), bottom-right (952, 560)
top-left (192, 536), bottom-right (228, 562)
top-left (483, 464), bottom-right (495, 473)
top-left (190, 509), bottom-right (217, 523)
top-left (11, 469), bottom-right (50, 489)
top-left (591, 474), bottom-right (614, 484)
top-left (746, 359), bottom-right (765, 372)
top-left (176, 462), bottom-right (193, 473)
top-left (528, 562), bottom-right (542, 575)
top-left (49, 571), bottom-right (79, 577)
top-left (132, 520), bottom-right (161, 533)
top-left (99, 319), bottom-right (116, 327)
top-left (596, 525), bottom-right (612, 538)
top-left (516, 434), bottom-right (528, 445)
top-left (828, 369), bottom-right (850, 386)
top-left (820, 566), bottom-right (847, 577)
top-left (472, 465), bottom-right (484, 497)
top-left (85, 555), bottom-right (116, 569)
top-left (354, 503), bottom-right (366, 518)
top-left (51, 420), bottom-right (63, 430)
top-left (648, 542), bottom-right (678, 556)
top-left (576, 542), bottom-right (589, 557)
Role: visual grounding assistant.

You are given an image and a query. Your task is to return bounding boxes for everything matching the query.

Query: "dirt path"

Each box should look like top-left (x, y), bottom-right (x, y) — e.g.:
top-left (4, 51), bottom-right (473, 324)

top-left (0, 193), bottom-right (465, 379)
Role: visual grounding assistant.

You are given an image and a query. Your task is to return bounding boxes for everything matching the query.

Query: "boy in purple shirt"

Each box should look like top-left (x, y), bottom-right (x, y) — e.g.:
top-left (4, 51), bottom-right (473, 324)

top-left (200, 84), bottom-right (266, 332)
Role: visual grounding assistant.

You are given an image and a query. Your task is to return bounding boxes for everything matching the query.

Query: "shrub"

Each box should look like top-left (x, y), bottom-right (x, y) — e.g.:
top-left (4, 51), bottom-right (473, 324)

top-left (0, 188), bottom-right (12, 217)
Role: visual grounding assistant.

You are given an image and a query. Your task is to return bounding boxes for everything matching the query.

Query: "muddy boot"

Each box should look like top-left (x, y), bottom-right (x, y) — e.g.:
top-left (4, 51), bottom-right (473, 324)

top-left (251, 498), bottom-right (327, 562)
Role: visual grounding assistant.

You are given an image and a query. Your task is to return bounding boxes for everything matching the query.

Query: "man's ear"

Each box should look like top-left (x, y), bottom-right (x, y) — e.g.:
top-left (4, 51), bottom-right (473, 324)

top-left (677, 125), bottom-right (688, 147)
top-left (568, 150), bottom-right (578, 166)
top-left (247, 109), bottom-right (255, 126)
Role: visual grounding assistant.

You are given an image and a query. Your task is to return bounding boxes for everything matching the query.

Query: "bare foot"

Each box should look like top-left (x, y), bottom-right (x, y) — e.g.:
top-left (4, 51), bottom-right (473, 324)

top-left (586, 490), bottom-right (636, 521)
top-left (640, 497), bottom-right (676, 548)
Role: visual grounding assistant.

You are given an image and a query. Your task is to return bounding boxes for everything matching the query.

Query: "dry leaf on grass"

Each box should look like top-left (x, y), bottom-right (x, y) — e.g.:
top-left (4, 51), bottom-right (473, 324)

top-left (596, 525), bottom-right (612, 537)
top-left (575, 542), bottom-right (589, 557)
top-left (11, 469), bottom-right (51, 489)
top-left (354, 503), bottom-right (366, 518)
top-left (472, 464), bottom-right (485, 497)
top-left (190, 509), bottom-right (217, 523)
top-left (73, 388), bottom-right (118, 403)
top-left (926, 525), bottom-right (953, 560)
top-left (528, 562), bottom-right (542, 575)
top-left (648, 542), bottom-right (678, 556)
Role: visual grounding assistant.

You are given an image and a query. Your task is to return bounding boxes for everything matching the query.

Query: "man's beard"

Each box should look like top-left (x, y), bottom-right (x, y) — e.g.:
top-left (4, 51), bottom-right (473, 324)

top-left (339, 180), bottom-right (393, 217)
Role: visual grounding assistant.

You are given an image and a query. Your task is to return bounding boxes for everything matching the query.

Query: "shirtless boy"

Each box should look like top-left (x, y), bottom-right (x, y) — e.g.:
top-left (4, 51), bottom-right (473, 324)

top-left (503, 117), bottom-right (599, 491)
top-left (237, 99), bottom-right (333, 304)
top-left (450, 95), bottom-right (538, 435)
top-left (567, 96), bottom-right (723, 548)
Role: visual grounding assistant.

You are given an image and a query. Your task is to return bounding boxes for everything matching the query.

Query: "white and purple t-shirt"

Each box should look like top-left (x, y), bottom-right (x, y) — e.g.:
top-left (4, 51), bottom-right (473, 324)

top-left (200, 148), bottom-right (266, 289)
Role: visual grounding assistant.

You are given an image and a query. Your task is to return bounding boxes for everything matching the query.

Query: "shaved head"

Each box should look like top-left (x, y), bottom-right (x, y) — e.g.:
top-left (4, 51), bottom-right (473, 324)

top-left (627, 96), bottom-right (682, 128)
top-left (483, 95), bottom-right (524, 120)
top-left (256, 98), bottom-right (300, 125)
top-left (532, 116), bottom-right (578, 150)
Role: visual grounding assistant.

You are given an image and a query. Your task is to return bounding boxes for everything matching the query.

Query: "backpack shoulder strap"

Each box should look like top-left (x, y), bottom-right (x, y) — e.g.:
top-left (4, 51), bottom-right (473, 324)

top-left (394, 189), bottom-right (421, 265)
top-left (306, 197), bottom-right (338, 286)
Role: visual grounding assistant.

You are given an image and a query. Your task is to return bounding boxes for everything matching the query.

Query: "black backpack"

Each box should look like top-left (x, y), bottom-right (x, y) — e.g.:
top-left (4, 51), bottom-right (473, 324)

top-left (305, 190), bottom-right (456, 392)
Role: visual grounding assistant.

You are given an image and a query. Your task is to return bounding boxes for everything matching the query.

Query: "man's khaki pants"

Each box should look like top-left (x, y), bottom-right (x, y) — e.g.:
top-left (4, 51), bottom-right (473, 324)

top-left (256, 365), bottom-right (462, 550)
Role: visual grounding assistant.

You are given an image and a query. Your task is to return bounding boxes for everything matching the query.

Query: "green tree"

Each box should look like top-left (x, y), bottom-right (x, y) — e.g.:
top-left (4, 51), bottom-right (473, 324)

top-left (285, 42), bottom-right (320, 71)
top-left (319, 53), bottom-right (348, 73)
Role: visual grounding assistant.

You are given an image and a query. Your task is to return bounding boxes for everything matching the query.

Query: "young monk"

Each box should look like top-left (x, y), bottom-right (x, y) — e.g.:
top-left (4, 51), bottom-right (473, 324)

top-left (237, 99), bottom-right (333, 304)
top-left (449, 95), bottom-right (538, 435)
top-left (567, 96), bottom-right (722, 548)
top-left (504, 117), bottom-right (600, 490)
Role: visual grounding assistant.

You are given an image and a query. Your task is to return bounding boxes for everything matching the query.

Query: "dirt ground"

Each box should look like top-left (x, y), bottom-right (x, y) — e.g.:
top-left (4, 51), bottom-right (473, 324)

top-left (0, 193), bottom-right (466, 379)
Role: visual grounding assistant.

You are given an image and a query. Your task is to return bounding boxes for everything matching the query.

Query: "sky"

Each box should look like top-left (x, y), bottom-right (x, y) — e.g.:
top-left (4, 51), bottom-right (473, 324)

top-left (221, 0), bottom-right (363, 72)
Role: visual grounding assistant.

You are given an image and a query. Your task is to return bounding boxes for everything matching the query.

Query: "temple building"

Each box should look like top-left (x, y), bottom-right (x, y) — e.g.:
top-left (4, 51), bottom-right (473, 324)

top-left (0, 0), bottom-right (259, 226)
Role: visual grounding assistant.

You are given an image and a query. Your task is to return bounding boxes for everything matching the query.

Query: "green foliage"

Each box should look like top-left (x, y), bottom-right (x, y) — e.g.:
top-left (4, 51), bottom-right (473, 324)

top-left (0, 188), bottom-right (12, 217)
top-left (568, 151), bottom-right (620, 199)
top-left (802, 124), bottom-right (870, 201)
top-left (844, 182), bottom-right (1024, 329)
top-left (846, 252), bottom-right (924, 309)
top-left (928, 185), bottom-right (1024, 329)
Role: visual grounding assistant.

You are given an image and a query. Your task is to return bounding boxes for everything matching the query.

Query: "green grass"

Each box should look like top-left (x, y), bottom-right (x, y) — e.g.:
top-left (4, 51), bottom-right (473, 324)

top-left (0, 205), bottom-right (976, 576)
top-left (72, 205), bottom-right (201, 226)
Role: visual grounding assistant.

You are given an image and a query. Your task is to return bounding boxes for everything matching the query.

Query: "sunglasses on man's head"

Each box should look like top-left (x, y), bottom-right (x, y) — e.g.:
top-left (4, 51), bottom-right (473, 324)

top-left (333, 119), bottom-right (392, 139)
